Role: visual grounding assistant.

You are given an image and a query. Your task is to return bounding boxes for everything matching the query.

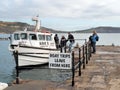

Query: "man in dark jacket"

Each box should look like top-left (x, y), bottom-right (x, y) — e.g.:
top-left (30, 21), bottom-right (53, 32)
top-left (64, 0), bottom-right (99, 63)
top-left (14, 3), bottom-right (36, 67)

top-left (54, 34), bottom-right (59, 49)
top-left (60, 35), bottom-right (67, 53)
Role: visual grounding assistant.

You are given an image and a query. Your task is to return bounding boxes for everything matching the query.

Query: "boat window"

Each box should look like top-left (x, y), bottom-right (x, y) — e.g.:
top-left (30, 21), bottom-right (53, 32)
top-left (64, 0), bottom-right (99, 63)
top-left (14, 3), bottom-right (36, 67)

top-left (21, 33), bottom-right (27, 40)
top-left (29, 34), bottom-right (37, 40)
top-left (38, 34), bottom-right (45, 40)
top-left (14, 33), bottom-right (20, 40)
top-left (46, 35), bottom-right (51, 41)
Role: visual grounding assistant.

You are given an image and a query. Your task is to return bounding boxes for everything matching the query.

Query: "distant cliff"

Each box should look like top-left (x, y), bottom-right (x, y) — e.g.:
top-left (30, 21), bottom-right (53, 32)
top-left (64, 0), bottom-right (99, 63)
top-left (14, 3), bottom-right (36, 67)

top-left (0, 21), bottom-right (58, 34)
top-left (0, 21), bottom-right (120, 33)
top-left (0, 21), bottom-right (30, 33)
top-left (74, 27), bottom-right (120, 33)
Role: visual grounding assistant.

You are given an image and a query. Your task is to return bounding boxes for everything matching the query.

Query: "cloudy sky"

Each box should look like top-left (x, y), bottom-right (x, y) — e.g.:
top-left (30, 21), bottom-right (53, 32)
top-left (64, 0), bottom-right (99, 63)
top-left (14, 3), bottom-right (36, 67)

top-left (0, 0), bottom-right (120, 31)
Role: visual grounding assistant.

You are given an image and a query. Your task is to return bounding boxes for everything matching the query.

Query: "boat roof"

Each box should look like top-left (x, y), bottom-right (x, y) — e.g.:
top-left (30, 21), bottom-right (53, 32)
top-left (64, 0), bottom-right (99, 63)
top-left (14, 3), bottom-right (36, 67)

top-left (13, 31), bottom-right (53, 35)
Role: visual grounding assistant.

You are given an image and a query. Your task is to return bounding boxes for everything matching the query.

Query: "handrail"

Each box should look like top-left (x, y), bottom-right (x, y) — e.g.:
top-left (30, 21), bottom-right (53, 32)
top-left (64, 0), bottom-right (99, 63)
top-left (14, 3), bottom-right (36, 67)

top-left (71, 40), bottom-right (92, 86)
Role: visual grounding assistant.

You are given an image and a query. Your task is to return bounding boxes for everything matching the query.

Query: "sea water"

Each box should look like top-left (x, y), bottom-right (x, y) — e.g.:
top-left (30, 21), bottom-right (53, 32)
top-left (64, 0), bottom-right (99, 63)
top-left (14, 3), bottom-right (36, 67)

top-left (0, 40), bottom-right (15, 83)
top-left (57, 33), bottom-right (120, 46)
top-left (0, 33), bottom-right (120, 83)
top-left (0, 34), bottom-right (72, 83)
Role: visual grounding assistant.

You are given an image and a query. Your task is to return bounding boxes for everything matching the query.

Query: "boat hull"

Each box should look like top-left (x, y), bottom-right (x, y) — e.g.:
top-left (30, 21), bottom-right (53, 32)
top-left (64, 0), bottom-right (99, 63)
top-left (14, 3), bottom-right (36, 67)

top-left (12, 46), bottom-right (60, 67)
top-left (18, 55), bottom-right (48, 66)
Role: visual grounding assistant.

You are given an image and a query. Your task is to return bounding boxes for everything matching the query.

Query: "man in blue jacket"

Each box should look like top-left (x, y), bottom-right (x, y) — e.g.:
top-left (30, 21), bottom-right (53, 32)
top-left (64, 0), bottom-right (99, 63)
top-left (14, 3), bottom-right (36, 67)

top-left (89, 30), bottom-right (99, 53)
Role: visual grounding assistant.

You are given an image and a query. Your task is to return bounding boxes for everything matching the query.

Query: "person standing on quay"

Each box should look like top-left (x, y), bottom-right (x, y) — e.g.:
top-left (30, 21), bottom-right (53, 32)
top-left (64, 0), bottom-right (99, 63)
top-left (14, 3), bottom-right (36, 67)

top-left (54, 34), bottom-right (59, 49)
top-left (89, 30), bottom-right (99, 54)
top-left (67, 32), bottom-right (75, 52)
top-left (60, 35), bottom-right (67, 53)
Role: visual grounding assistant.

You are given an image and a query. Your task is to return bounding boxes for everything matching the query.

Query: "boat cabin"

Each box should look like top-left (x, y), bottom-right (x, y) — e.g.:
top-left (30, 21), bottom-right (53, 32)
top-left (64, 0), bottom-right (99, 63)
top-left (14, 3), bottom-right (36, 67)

top-left (10, 31), bottom-right (56, 49)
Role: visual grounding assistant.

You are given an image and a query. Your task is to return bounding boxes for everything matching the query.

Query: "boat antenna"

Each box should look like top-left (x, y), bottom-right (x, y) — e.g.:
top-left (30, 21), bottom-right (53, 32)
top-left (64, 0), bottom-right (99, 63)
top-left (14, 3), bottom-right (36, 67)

top-left (32, 15), bottom-right (41, 32)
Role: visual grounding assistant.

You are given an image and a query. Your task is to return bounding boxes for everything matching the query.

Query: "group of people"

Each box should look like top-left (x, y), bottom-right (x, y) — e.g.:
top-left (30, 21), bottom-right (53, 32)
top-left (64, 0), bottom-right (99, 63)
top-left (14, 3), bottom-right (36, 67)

top-left (54, 30), bottom-right (99, 54)
top-left (54, 32), bottom-right (75, 52)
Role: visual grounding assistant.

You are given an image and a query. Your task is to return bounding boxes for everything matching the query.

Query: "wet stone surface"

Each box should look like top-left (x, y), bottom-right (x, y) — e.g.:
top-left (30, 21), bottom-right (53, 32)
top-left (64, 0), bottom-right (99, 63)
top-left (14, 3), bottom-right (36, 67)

top-left (62, 46), bottom-right (120, 90)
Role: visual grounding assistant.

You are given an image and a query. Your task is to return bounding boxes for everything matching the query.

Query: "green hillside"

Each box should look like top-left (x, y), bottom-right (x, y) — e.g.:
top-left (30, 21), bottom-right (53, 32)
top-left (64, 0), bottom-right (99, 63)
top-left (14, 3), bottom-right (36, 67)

top-left (0, 21), bottom-right (120, 33)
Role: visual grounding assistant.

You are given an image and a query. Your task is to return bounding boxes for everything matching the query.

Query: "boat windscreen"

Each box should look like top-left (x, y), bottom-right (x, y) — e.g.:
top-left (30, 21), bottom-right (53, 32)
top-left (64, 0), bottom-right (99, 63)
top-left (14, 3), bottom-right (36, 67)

top-left (38, 34), bottom-right (45, 40)
top-left (14, 33), bottom-right (20, 40)
top-left (46, 35), bottom-right (52, 41)
top-left (29, 34), bottom-right (37, 40)
top-left (21, 33), bottom-right (27, 40)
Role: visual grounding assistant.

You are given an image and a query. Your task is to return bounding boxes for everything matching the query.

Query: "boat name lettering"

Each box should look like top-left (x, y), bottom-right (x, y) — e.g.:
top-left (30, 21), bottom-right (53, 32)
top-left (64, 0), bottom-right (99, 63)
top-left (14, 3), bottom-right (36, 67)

top-left (39, 42), bottom-right (49, 45)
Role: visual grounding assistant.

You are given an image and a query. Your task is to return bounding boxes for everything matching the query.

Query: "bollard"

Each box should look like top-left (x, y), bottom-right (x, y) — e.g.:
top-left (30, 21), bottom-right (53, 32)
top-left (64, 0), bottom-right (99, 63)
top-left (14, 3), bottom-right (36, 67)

top-left (72, 51), bottom-right (75, 86)
top-left (14, 51), bottom-right (19, 84)
top-left (78, 48), bottom-right (81, 76)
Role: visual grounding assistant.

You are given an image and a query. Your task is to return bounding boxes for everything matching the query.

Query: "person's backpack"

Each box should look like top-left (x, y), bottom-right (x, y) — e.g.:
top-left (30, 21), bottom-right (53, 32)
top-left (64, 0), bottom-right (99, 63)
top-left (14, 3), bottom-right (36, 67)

top-left (96, 35), bottom-right (99, 41)
top-left (89, 35), bottom-right (92, 42)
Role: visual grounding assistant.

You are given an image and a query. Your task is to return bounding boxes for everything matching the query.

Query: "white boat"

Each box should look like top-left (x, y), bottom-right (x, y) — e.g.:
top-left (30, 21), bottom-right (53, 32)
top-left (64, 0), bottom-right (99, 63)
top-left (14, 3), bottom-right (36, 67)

top-left (0, 82), bottom-right (8, 90)
top-left (9, 16), bottom-right (60, 67)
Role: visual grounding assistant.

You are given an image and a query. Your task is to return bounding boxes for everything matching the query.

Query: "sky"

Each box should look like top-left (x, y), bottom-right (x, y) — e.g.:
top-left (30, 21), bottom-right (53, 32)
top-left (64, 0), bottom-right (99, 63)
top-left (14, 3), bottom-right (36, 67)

top-left (0, 0), bottom-right (120, 31)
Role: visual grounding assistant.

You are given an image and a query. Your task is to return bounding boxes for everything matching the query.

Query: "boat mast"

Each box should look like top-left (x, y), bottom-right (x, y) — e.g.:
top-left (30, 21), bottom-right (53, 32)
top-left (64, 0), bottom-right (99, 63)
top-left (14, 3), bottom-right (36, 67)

top-left (32, 15), bottom-right (41, 32)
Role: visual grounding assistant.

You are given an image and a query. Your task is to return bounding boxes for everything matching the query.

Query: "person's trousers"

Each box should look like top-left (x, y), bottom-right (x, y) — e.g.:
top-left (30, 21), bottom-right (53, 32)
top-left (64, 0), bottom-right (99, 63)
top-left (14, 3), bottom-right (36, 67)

top-left (69, 42), bottom-right (74, 52)
top-left (91, 42), bottom-right (96, 53)
top-left (60, 46), bottom-right (66, 53)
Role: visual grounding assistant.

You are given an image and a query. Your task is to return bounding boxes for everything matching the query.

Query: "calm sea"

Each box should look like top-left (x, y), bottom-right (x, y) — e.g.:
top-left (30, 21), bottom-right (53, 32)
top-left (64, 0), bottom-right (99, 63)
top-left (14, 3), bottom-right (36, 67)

top-left (0, 39), bottom-right (15, 83)
top-left (58, 33), bottom-right (120, 46)
top-left (0, 33), bottom-right (120, 84)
